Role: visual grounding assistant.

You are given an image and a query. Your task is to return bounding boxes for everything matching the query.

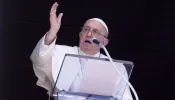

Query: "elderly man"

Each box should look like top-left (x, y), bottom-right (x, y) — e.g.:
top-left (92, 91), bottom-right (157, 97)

top-left (30, 2), bottom-right (133, 100)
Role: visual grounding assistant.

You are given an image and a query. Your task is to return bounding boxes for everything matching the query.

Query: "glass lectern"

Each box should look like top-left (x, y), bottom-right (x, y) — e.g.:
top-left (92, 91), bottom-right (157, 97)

top-left (51, 54), bottom-right (134, 100)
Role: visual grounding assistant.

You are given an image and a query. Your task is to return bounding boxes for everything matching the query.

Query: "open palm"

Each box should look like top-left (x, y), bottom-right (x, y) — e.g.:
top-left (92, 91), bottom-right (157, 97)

top-left (49, 2), bottom-right (63, 33)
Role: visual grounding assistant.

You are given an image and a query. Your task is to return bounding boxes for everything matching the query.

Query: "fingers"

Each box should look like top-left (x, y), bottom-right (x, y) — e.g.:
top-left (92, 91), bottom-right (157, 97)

top-left (50, 2), bottom-right (58, 15)
top-left (57, 13), bottom-right (63, 24)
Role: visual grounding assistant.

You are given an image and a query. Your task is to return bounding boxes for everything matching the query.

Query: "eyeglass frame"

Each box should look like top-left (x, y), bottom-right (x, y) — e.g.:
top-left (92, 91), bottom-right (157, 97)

top-left (80, 26), bottom-right (108, 38)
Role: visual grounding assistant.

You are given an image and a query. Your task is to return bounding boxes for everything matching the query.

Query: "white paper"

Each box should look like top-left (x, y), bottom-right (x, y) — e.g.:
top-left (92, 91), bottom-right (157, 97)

top-left (78, 59), bottom-right (126, 96)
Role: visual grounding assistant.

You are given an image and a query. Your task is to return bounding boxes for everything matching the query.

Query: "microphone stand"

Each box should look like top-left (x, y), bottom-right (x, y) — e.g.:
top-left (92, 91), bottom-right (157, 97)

top-left (90, 38), bottom-right (139, 100)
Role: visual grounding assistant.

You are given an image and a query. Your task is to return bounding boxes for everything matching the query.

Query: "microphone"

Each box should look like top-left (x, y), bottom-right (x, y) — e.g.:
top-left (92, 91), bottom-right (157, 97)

top-left (88, 38), bottom-right (103, 48)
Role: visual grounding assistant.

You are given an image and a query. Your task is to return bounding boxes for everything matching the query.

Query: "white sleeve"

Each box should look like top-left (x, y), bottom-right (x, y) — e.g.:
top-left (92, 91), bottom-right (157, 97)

top-left (30, 32), bottom-right (57, 92)
top-left (30, 32), bottom-right (57, 67)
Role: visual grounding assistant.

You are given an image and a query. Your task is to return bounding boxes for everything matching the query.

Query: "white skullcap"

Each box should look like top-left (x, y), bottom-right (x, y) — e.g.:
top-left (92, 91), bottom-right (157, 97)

top-left (88, 18), bottom-right (109, 33)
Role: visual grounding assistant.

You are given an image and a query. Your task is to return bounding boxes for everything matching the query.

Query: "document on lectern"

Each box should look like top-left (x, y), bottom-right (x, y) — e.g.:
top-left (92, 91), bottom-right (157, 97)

top-left (78, 58), bottom-right (128, 96)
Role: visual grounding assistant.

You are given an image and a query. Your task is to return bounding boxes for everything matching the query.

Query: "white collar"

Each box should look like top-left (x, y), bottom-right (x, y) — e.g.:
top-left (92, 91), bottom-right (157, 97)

top-left (78, 48), bottom-right (100, 57)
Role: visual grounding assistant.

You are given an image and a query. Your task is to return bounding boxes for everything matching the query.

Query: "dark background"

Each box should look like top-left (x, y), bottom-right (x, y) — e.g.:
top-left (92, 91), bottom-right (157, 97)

top-left (0, 0), bottom-right (175, 100)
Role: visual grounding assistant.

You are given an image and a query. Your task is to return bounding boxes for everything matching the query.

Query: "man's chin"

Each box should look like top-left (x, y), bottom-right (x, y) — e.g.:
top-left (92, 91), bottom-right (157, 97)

top-left (81, 44), bottom-right (92, 50)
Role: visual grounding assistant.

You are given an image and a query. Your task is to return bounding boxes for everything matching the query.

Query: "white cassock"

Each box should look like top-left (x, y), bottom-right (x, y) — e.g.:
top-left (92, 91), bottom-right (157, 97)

top-left (30, 33), bottom-right (133, 100)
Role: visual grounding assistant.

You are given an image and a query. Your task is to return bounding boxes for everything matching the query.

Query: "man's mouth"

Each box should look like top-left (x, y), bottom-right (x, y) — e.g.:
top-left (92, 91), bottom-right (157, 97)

top-left (84, 40), bottom-right (92, 44)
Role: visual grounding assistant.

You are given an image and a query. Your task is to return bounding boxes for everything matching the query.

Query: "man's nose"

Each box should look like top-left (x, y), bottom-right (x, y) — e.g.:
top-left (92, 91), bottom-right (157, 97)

top-left (87, 31), bottom-right (93, 37)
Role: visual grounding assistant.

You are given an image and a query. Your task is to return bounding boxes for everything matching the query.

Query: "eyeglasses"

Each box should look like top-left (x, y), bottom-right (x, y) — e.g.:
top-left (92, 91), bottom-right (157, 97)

top-left (81, 27), bottom-right (107, 38)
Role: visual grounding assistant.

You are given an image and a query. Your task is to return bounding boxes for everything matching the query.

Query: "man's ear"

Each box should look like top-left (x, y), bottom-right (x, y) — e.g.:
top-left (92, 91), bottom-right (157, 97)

top-left (103, 38), bottom-right (109, 46)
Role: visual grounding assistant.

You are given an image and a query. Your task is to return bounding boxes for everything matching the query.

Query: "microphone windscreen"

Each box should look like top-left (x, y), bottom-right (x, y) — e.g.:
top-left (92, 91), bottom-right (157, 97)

top-left (92, 39), bottom-right (101, 45)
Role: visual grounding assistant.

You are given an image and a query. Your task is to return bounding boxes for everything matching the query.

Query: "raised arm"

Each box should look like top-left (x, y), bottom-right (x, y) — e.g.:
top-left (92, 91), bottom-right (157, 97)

top-left (30, 2), bottom-right (63, 67)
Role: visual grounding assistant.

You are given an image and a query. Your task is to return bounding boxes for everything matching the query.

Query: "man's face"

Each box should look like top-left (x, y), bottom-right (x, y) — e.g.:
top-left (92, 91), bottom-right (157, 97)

top-left (79, 20), bottom-right (109, 55)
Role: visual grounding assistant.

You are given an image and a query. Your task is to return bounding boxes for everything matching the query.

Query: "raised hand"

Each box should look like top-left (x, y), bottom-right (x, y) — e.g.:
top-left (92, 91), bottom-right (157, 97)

top-left (45, 2), bottom-right (63, 45)
top-left (49, 2), bottom-right (63, 34)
